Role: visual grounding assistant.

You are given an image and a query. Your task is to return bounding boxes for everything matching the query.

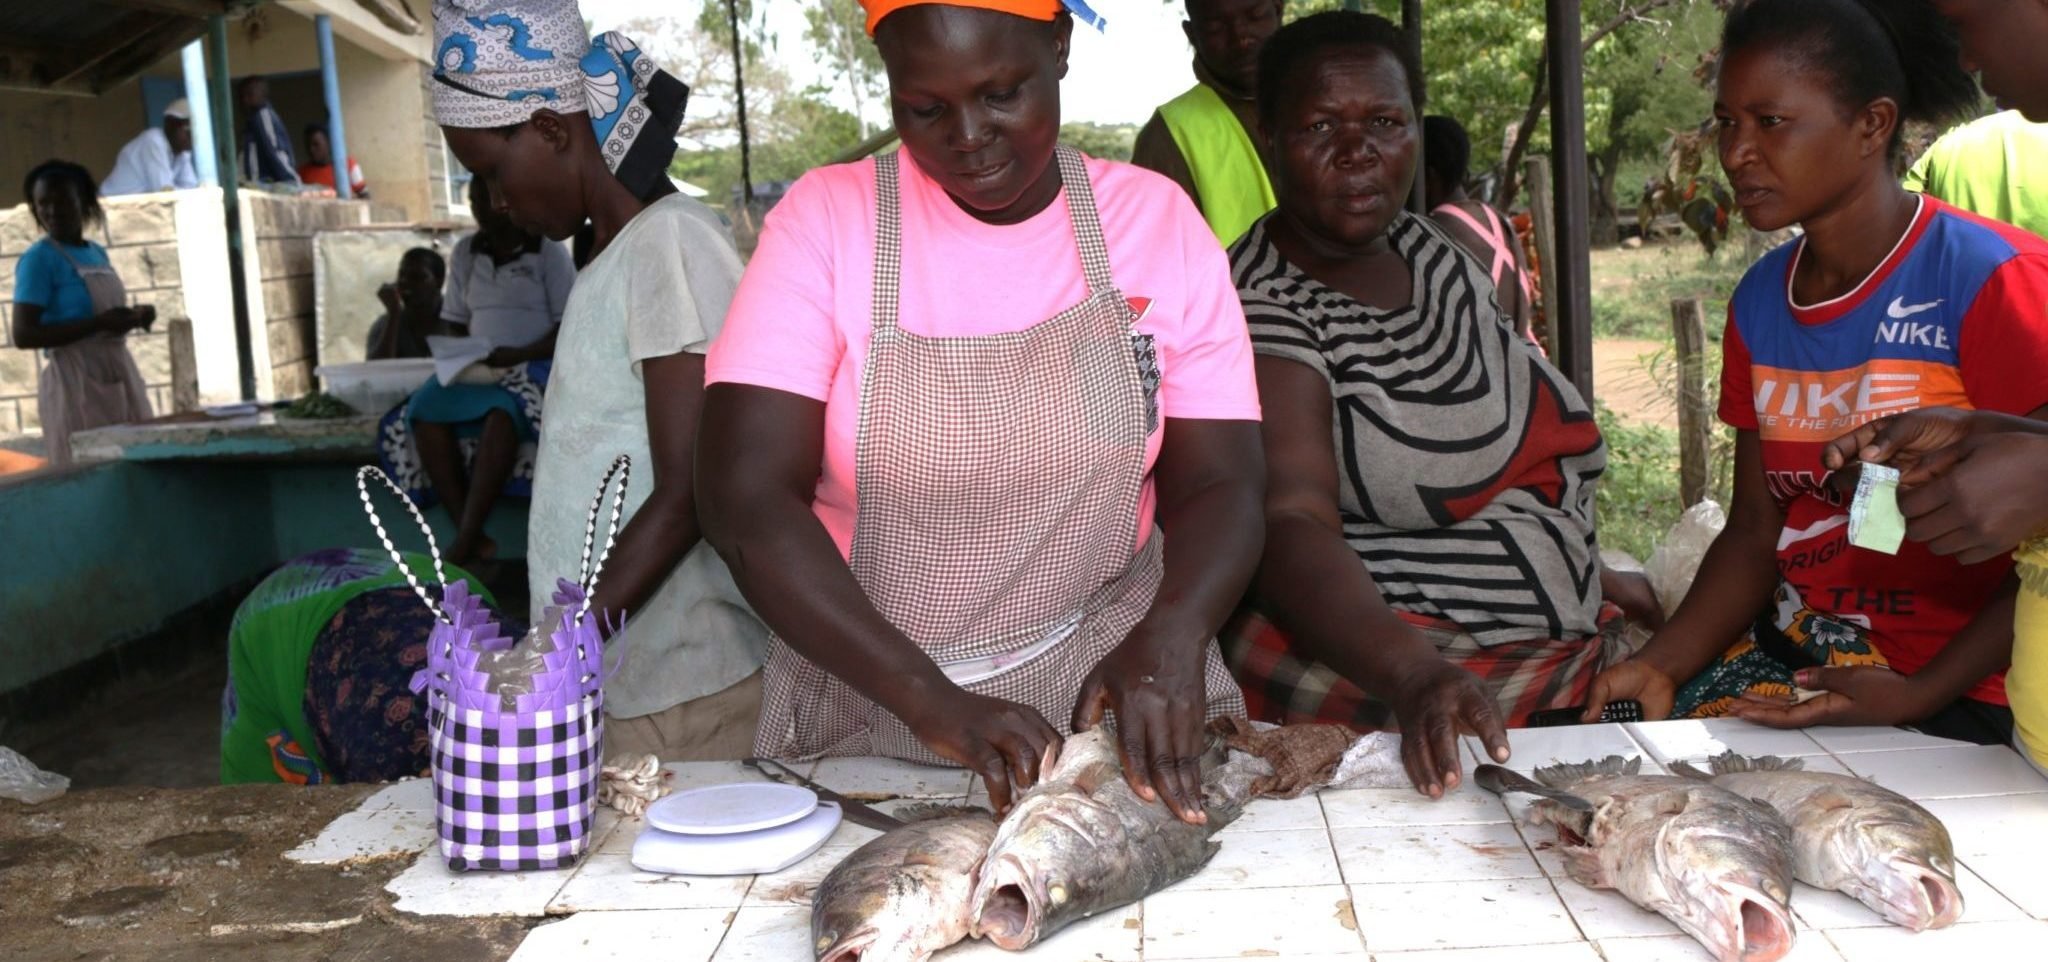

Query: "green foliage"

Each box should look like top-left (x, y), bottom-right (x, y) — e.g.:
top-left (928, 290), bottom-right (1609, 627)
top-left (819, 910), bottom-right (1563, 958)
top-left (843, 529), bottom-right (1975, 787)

top-left (1594, 400), bottom-right (1686, 562)
top-left (804, 0), bottom-right (886, 135)
top-left (1285, 0), bottom-right (1722, 200)
top-left (1588, 241), bottom-right (1746, 339)
top-left (1061, 123), bottom-right (1139, 162)
top-left (672, 92), bottom-right (864, 209)
top-left (1588, 238), bottom-right (1739, 561)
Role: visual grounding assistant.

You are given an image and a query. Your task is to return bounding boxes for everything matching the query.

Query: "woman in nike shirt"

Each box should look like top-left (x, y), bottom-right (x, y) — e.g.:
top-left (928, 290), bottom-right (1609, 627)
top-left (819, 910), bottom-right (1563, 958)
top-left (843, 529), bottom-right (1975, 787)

top-left (1584, 0), bottom-right (2048, 743)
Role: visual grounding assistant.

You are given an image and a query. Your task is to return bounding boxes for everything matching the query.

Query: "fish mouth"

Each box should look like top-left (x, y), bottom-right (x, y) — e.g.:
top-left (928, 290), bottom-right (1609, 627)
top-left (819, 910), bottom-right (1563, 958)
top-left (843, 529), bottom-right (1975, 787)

top-left (1877, 862), bottom-right (1964, 931)
top-left (970, 855), bottom-right (1043, 951)
top-left (815, 930), bottom-right (875, 962)
top-left (1719, 888), bottom-right (1795, 962)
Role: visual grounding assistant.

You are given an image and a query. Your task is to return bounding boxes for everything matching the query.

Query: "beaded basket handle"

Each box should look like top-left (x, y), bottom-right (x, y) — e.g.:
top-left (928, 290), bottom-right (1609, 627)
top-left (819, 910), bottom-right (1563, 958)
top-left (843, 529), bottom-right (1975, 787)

top-left (356, 465), bottom-right (450, 623)
top-left (576, 454), bottom-right (632, 625)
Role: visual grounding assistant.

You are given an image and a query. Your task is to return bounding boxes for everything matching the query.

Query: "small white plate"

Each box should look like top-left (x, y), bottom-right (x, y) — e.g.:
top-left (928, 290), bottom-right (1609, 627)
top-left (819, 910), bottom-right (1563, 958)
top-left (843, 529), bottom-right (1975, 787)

top-left (632, 801), bottom-right (844, 876)
top-left (646, 781), bottom-right (818, 836)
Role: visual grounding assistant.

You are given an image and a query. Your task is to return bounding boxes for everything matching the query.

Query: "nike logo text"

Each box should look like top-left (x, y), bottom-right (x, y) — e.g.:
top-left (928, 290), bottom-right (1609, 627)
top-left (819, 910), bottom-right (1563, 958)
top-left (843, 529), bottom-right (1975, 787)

top-left (1886, 296), bottom-right (1943, 318)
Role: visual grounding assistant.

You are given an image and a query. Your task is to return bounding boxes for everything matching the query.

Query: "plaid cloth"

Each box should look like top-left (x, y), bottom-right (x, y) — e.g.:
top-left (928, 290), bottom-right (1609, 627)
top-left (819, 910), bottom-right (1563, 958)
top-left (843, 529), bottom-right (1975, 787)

top-left (1221, 604), bottom-right (1632, 730)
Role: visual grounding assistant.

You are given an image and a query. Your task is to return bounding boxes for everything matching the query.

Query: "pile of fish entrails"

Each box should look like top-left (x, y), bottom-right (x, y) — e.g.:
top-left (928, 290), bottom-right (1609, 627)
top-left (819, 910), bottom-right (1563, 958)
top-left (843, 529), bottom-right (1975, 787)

top-left (1482, 752), bottom-right (1962, 962)
top-left (810, 723), bottom-right (1345, 962)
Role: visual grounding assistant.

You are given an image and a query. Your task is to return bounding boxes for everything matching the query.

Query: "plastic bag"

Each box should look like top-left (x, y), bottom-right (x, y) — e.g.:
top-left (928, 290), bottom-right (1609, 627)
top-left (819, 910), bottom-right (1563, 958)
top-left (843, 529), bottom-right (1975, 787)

top-left (1323, 732), bottom-right (1409, 790)
top-left (1644, 500), bottom-right (1729, 621)
top-left (474, 622), bottom-right (558, 710)
top-left (0, 746), bottom-right (69, 805)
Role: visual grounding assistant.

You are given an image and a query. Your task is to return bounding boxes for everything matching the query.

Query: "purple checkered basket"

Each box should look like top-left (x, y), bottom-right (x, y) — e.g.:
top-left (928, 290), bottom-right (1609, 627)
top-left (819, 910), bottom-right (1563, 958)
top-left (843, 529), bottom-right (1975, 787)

top-left (356, 456), bottom-right (631, 873)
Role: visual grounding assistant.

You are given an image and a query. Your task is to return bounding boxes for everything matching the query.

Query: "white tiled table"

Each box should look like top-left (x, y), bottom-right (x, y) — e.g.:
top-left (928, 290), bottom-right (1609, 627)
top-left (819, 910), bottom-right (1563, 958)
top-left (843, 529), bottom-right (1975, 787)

top-left (297, 720), bottom-right (2048, 960)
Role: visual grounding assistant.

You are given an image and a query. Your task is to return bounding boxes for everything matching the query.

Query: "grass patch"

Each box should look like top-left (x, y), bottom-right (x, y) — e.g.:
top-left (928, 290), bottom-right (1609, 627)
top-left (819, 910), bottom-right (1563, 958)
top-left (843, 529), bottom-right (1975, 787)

top-left (1588, 241), bottom-right (1750, 340)
top-left (1586, 237), bottom-right (1746, 558)
top-left (1594, 402), bottom-right (1686, 562)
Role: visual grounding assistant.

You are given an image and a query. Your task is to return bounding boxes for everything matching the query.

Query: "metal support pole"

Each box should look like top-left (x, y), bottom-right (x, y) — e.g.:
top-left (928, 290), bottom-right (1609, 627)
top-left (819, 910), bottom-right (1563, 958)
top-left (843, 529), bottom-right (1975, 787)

top-left (207, 15), bottom-right (258, 401)
top-left (179, 40), bottom-right (218, 187)
top-left (1402, 0), bottom-right (1426, 214)
top-left (1544, 0), bottom-right (1595, 404)
top-left (315, 14), bottom-right (352, 199)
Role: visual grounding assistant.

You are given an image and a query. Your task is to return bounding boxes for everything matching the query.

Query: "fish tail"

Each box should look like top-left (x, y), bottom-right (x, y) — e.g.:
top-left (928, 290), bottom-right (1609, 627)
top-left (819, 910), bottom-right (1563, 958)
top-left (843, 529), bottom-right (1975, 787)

top-left (1706, 752), bottom-right (1806, 775)
top-left (1532, 754), bottom-right (1639, 788)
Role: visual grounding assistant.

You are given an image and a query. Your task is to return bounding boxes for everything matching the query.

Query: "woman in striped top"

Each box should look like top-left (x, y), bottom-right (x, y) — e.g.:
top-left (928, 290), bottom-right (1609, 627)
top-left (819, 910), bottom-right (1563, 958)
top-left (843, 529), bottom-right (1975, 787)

top-left (1221, 11), bottom-right (1660, 797)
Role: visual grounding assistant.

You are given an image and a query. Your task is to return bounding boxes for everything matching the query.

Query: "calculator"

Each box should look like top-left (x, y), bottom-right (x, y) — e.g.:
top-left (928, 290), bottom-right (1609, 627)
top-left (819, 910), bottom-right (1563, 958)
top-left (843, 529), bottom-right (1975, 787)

top-left (1525, 699), bottom-right (1645, 728)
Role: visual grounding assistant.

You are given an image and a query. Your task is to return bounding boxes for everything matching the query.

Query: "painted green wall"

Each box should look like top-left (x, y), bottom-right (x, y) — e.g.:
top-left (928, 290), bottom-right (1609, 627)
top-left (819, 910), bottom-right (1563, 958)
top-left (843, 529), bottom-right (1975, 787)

top-left (0, 461), bottom-right (526, 694)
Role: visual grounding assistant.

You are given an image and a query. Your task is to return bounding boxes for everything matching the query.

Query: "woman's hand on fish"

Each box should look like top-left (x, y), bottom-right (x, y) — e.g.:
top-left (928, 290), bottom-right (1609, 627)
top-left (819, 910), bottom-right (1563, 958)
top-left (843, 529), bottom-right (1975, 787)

top-left (907, 690), bottom-right (1062, 814)
top-left (1387, 659), bottom-right (1510, 799)
top-left (1583, 658), bottom-right (1677, 722)
top-left (1729, 666), bottom-right (1930, 729)
top-left (1073, 631), bottom-right (1212, 825)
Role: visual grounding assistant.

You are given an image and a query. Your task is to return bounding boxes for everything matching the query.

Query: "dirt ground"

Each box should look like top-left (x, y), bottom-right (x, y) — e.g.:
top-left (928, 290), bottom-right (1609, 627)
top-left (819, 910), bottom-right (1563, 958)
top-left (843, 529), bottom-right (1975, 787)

top-left (0, 561), bottom-right (544, 961)
top-left (0, 784), bottom-right (534, 962)
top-left (1593, 337), bottom-right (1678, 430)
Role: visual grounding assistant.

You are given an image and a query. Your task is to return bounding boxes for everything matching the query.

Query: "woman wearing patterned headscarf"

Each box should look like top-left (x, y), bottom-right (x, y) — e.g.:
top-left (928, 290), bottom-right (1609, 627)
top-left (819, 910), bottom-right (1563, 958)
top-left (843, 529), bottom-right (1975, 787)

top-left (430, 0), bottom-right (767, 762)
top-left (697, 0), bottom-right (1260, 822)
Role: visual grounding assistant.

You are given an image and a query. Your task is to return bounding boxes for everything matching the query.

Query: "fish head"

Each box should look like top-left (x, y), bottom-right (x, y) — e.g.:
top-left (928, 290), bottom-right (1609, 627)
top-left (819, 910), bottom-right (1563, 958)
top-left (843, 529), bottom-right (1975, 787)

top-left (812, 891), bottom-right (958, 962)
top-left (811, 899), bottom-right (883, 962)
top-left (970, 792), bottom-right (1125, 950)
top-left (810, 856), bottom-right (959, 962)
top-left (1835, 817), bottom-right (1963, 931)
top-left (1656, 805), bottom-right (1799, 962)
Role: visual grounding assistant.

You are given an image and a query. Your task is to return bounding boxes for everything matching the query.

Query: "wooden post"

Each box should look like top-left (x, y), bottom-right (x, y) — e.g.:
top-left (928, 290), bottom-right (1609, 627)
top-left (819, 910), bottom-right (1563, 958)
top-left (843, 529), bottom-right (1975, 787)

top-left (169, 318), bottom-right (199, 414)
top-left (1526, 155), bottom-right (1560, 359)
top-left (1403, 0), bottom-right (1427, 215)
top-left (1672, 297), bottom-right (1711, 508)
top-left (1546, 0), bottom-right (1596, 405)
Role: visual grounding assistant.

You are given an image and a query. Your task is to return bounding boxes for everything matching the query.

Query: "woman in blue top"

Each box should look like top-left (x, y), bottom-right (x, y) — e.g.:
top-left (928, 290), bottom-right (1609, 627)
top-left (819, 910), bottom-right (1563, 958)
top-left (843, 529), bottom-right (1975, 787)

top-left (10, 160), bottom-right (154, 465)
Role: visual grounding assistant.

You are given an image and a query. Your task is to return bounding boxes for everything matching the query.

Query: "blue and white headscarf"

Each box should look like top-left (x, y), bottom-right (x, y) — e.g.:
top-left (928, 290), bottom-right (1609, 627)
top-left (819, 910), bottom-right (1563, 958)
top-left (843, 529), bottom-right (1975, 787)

top-left (433, 0), bottom-right (688, 199)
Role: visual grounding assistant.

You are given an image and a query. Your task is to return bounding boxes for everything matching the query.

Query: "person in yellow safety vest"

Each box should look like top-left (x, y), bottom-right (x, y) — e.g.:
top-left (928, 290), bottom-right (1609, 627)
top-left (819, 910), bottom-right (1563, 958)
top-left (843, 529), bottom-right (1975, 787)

top-left (1131, 0), bottom-right (1284, 247)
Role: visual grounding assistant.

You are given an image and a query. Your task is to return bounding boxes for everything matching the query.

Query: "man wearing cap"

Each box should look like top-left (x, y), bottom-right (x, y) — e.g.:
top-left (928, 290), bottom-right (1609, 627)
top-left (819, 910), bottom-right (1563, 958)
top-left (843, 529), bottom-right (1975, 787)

top-left (1130, 0), bottom-right (1285, 247)
top-left (101, 99), bottom-right (199, 197)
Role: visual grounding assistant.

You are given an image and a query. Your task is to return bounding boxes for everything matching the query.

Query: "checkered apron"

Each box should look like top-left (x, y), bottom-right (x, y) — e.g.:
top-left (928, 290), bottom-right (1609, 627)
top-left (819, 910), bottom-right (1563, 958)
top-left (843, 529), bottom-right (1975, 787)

top-left (755, 147), bottom-right (1244, 763)
top-left (359, 456), bottom-right (630, 872)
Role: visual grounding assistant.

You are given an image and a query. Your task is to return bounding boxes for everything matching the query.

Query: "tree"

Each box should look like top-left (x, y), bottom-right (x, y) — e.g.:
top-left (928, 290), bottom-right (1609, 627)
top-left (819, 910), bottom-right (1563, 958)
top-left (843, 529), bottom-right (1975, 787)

top-left (1061, 123), bottom-right (1138, 162)
top-left (611, 3), bottom-right (795, 148)
top-left (1290, 0), bottom-right (1721, 228)
top-left (805, 0), bottom-right (886, 136)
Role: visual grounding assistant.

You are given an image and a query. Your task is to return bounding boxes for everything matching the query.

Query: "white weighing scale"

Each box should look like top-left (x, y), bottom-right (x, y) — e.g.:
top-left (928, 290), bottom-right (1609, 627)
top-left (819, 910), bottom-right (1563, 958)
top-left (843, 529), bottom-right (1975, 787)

top-left (631, 781), bottom-right (845, 876)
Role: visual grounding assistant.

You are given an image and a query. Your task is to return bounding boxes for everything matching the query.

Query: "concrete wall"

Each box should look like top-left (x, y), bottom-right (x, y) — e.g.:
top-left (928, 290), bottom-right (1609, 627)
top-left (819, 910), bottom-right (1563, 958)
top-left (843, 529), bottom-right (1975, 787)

top-left (224, 3), bottom-right (443, 222)
top-left (0, 88), bottom-right (153, 206)
top-left (243, 193), bottom-right (401, 401)
top-left (0, 194), bottom-right (197, 434)
top-left (0, 188), bottom-right (412, 439)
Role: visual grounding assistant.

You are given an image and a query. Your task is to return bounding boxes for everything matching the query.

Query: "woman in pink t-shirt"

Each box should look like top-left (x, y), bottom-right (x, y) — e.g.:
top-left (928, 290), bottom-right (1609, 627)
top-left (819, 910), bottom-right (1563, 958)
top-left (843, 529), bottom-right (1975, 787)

top-left (699, 0), bottom-right (1263, 821)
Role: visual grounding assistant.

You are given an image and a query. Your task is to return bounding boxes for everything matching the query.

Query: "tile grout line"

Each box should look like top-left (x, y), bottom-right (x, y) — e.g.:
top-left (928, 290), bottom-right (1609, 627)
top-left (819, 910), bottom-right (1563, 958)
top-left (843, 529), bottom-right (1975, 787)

top-left (1312, 791), bottom-right (1372, 955)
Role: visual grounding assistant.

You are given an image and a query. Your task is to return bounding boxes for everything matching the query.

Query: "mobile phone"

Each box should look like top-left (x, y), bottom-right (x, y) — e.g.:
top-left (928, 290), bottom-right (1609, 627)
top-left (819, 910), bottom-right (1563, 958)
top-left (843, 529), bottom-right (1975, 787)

top-left (1526, 700), bottom-right (1644, 728)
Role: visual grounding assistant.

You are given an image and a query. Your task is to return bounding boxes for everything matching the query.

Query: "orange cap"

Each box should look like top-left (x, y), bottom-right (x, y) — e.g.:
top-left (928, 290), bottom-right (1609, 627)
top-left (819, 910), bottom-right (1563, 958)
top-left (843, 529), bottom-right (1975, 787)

top-left (860, 0), bottom-right (1064, 36)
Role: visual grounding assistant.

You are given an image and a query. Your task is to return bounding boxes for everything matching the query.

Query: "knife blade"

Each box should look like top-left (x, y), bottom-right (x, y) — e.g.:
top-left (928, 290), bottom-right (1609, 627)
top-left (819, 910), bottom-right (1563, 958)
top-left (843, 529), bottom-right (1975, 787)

top-left (1473, 764), bottom-right (1595, 812)
top-left (744, 757), bottom-right (905, 831)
